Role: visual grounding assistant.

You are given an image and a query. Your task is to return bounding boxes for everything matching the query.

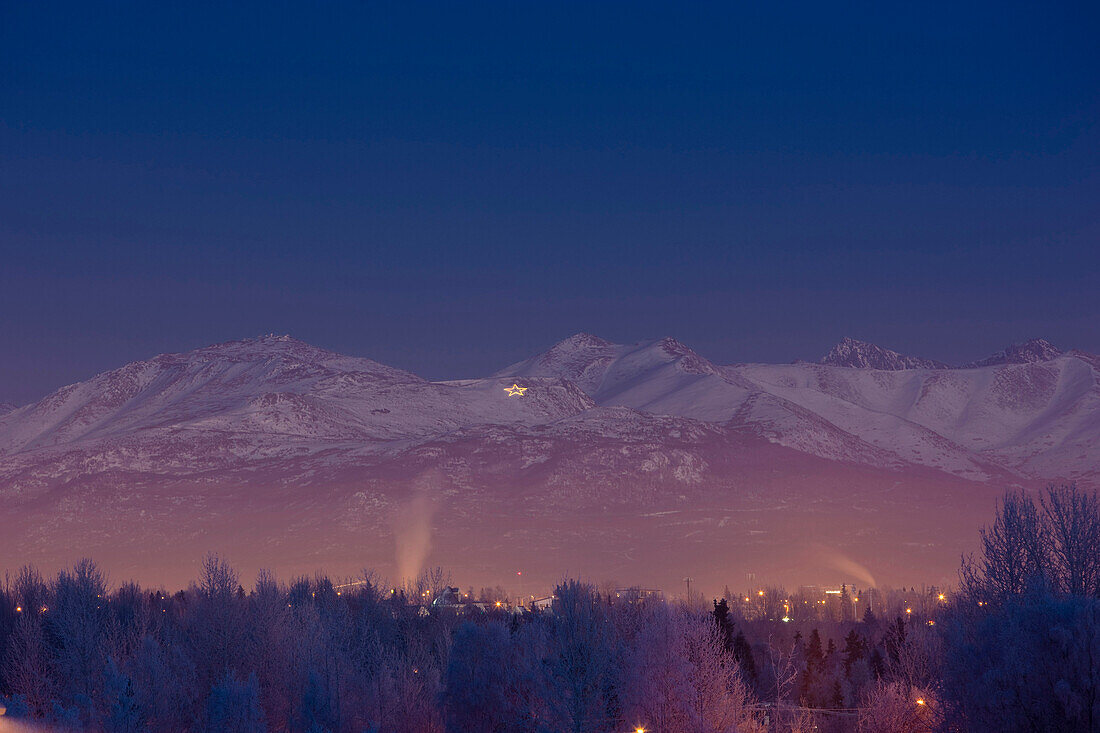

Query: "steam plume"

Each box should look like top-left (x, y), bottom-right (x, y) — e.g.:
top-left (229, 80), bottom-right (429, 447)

top-left (392, 472), bottom-right (441, 584)
top-left (810, 543), bottom-right (877, 588)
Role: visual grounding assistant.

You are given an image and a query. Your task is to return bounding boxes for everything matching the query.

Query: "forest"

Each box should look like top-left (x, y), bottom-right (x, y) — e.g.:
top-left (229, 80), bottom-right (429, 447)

top-left (1, 484), bottom-right (1098, 732)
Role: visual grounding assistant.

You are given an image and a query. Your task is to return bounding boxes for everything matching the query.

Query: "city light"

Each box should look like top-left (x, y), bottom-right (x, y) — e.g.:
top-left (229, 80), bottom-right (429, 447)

top-left (906, 607), bottom-right (912, 614)
top-left (916, 698), bottom-right (926, 706)
top-left (938, 593), bottom-right (946, 601)
top-left (14, 606), bottom-right (21, 613)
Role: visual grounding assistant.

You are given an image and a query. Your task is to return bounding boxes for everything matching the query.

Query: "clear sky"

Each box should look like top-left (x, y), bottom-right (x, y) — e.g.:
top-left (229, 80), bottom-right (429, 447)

top-left (2, 1), bottom-right (1098, 404)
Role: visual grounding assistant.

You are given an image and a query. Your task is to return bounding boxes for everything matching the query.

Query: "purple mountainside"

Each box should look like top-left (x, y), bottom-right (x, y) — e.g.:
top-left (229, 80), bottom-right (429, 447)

top-left (819, 337), bottom-right (951, 370)
top-left (965, 338), bottom-right (1063, 368)
top-left (0, 332), bottom-right (1097, 590)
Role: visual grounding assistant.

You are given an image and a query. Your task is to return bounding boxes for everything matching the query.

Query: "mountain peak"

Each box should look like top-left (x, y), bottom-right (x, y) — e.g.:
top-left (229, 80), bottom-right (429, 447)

top-left (967, 338), bottom-right (1062, 368)
top-left (651, 337), bottom-right (718, 374)
top-left (186, 334), bottom-right (344, 362)
top-left (820, 338), bottom-right (948, 370)
top-left (551, 333), bottom-right (614, 351)
top-left (492, 333), bottom-right (619, 388)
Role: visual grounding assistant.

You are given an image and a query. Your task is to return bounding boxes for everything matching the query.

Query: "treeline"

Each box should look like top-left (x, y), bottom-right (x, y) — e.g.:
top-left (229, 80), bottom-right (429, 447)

top-left (0, 559), bottom-right (761, 732)
top-left (0, 483), bottom-right (1098, 732)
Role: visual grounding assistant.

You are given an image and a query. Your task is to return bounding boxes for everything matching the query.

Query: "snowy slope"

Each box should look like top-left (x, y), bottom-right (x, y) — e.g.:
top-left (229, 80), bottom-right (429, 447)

top-left (497, 334), bottom-right (1097, 483)
top-left (965, 338), bottom-right (1062, 367)
top-left (0, 335), bottom-right (596, 452)
top-left (498, 335), bottom-right (1013, 479)
top-left (0, 332), bottom-right (1094, 590)
top-left (731, 351), bottom-right (1099, 483)
top-left (0, 335), bottom-right (595, 493)
top-left (3, 333), bottom-right (1092, 488)
top-left (820, 337), bottom-right (949, 370)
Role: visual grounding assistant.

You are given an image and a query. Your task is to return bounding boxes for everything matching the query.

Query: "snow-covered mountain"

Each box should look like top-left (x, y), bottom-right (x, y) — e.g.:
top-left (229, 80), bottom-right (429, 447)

top-left (497, 334), bottom-right (1097, 485)
top-left (965, 338), bottom-right (1063, 367)
top-left (0, 335), bottom-right (591, 452)
top-left (819, 337), bottom-right (949, 370)
top-left (0, 333), bottom-right (1095, 591)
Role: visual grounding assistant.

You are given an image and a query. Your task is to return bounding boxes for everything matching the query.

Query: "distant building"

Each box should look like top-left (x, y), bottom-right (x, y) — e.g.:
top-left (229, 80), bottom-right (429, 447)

top-left (429, 586), bottom-right (511, 613)
top-left (431, 587), bottom-right (464, 608)
top-left (530, 595), bottom-right (556, 611)
top-left (613, 588), bottom-right (664, 603)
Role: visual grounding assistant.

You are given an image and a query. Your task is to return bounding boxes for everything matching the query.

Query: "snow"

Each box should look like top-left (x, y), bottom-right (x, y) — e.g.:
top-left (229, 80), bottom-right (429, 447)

top-left (819, 337), bottom-right (949, 370)
top-left (965, 338), bottom-right (1063, 367)
top-left (0, 333), bottom-right (1096, 495)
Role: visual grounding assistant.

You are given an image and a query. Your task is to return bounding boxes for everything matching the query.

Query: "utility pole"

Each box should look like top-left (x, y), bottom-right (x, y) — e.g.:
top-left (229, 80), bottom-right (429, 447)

top-left (683, 577), bottom-right (694, 598)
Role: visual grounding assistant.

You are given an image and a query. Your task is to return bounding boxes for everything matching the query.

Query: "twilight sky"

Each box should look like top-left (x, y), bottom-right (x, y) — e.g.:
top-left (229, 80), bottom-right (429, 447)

top-left (2, 1), bottom-right (1098, 404)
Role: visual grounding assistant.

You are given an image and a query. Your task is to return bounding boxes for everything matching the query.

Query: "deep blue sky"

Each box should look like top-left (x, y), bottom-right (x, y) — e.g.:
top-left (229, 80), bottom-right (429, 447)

top-left (2, 2), bottom-right (1098, 403)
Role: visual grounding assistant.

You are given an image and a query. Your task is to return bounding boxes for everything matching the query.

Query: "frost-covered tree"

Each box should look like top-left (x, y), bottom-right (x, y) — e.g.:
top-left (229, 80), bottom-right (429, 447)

top-left (50, 559), bottom-right (110, 707)
top-left (961, 484), bottom-right (1100, 602)
top-left (129, 633), bottom-right (197, 730)
top-left (3, 611), bottom-right (55, 716)
top-left (943, 483), bottom-right (1100, 731)
top-left (186, 554), bottom-right (248, 696)
top-left (857, 680), bottom-right (934, 733)
top-left (1041, 484), bottom-right (1100, 598)
top-left (941, 591), bottom-right (1100, 731)
top-left (102, 657), bottom-right (141, 733)
top-left (442, 621), bottom-right (513, 732)
top-left (204, 671), bottom-right (267, 733)
top-left (961, 490), bottom-right (1046, 600)
top-left (620, 603), bottom-right (761, 733)
top-left (544, 580), bottom-right (615, 733)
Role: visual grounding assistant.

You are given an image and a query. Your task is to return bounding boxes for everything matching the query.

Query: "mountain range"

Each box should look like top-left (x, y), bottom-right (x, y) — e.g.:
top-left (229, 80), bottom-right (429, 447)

top-left (1, 334), bottom-right (1094, 593)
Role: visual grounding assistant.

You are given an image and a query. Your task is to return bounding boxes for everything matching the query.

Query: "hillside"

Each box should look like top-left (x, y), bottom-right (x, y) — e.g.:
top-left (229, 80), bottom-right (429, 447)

top-left (0, 333), bottom-right (1093, 592)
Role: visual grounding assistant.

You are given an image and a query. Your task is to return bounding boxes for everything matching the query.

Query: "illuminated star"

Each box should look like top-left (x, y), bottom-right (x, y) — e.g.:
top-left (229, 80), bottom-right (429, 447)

top-left (504, 383), bottom-right (528, 397)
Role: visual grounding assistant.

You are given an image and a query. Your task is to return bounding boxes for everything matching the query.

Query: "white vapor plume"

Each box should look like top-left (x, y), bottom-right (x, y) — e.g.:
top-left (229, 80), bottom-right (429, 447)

top-left (391, 472), bottom-right (441, 585)
top-left (809, 543), bottom-right (877, 588)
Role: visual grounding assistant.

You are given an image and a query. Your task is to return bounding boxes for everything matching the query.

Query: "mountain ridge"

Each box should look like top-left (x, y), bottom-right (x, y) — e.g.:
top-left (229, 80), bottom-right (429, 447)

top-left (1, 332), bottom-right (1095, 590)
top-left (819, 337), bottom-right (950, 370)
top-left (3, 332), bottom-right (1092, 483)
top-left (964, 338), bottom-right (1063, 368)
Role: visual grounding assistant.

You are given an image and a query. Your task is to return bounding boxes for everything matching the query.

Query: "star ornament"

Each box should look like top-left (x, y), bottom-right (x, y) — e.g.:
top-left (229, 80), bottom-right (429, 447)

top-left (504, 383), bottom-right (528, 397)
